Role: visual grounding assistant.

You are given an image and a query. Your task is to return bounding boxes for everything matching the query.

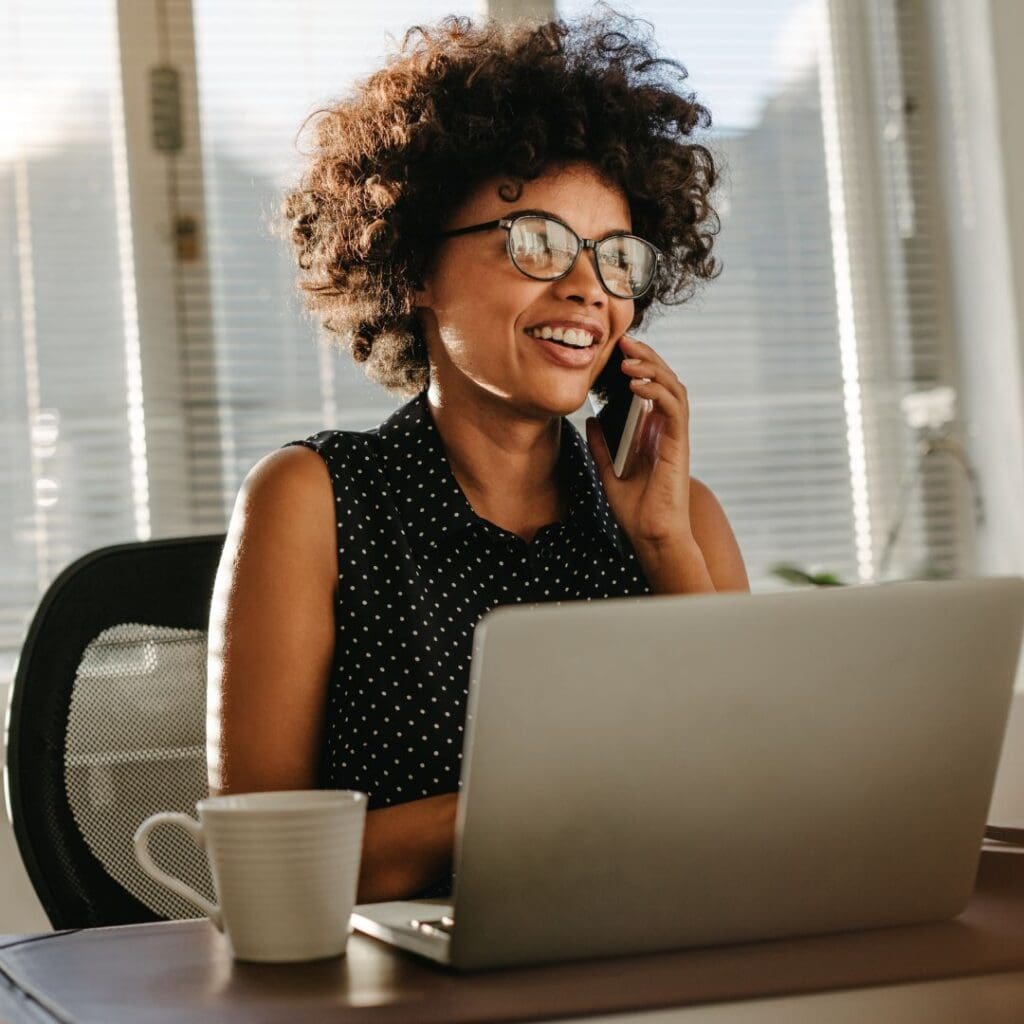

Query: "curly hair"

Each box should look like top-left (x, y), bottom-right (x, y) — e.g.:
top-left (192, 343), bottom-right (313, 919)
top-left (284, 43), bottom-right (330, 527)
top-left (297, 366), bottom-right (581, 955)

top-left (281, 3), bottom-right (721, 400)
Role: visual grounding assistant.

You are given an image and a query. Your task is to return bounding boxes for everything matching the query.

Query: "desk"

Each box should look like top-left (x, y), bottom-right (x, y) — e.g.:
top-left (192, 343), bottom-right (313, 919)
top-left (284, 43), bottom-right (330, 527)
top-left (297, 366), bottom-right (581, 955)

top-left (1, 846), bottom-right (1023, 1024)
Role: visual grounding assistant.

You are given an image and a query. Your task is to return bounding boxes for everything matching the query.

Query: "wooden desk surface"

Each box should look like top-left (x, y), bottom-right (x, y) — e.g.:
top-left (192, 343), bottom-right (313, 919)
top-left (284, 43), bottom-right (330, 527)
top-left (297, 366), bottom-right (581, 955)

top-left (1, 847), bottom-right (1023, 1024)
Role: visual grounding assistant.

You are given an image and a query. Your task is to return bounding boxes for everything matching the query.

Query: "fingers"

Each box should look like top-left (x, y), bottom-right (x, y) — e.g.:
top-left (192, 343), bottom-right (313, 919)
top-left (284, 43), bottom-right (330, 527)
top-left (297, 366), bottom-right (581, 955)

top-left (606, 336), bottom-right (690, 463)
top-left (619, 340), bottom-right (688, 444)
top-left (619, 345), bottom-right (686, 402)
top-left (625, 379), bottom-right (687, 442)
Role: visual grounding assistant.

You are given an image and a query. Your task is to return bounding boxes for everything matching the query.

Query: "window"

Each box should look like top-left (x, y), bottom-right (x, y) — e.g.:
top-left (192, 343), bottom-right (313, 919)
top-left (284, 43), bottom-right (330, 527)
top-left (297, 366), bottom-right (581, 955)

top-left (1, 0), bottom-right (973, 687)
top-left (1, 2), bottom-right (138, 685)
top-left (556, 0), bottom-right (970, 590)
top-left (188, 0), bottom-right (475, 528)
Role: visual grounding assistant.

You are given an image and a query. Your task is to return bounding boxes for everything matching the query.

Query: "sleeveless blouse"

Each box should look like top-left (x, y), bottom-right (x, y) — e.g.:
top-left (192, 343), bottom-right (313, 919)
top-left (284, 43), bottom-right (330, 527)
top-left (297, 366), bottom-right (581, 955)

top-left (281, 386), bottom-right (652, 898)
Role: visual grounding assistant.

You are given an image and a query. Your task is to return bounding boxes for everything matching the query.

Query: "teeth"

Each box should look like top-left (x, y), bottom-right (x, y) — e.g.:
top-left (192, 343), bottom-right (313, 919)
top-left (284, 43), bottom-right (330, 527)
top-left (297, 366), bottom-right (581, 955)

top-left (527, 325), bottom-right (595, 347)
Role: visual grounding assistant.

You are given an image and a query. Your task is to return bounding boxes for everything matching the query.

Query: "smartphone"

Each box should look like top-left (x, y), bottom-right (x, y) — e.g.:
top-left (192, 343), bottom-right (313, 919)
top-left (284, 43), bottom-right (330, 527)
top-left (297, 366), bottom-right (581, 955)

top-left (589, 339), bottom-right (655, 479)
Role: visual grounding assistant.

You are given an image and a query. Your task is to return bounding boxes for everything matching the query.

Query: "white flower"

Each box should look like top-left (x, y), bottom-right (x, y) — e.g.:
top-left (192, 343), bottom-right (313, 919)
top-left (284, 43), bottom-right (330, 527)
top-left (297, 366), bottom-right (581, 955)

top-left (900, 385), bottom-right (957, 431)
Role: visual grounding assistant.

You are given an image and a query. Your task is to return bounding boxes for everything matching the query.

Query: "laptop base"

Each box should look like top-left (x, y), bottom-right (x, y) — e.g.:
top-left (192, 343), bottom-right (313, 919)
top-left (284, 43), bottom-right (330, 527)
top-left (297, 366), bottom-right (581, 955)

top-left (352, 899), bottom-right (454, 965)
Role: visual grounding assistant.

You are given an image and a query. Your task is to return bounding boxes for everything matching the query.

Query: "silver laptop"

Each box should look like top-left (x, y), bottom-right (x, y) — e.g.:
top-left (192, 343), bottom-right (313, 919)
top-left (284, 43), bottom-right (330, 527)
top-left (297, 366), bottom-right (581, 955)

top-left (352, 576), bottom-right (1024, 971)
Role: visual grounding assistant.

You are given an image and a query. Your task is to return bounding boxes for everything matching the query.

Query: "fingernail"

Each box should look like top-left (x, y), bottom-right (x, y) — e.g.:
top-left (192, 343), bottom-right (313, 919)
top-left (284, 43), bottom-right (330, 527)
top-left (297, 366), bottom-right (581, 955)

top-left (623, 358), bottom-right (641, 365)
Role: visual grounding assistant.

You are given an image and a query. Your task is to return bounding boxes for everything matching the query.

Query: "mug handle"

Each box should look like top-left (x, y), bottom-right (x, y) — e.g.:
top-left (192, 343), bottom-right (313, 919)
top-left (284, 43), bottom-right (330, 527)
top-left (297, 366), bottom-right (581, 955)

top-left (133, 812), bottom-right (224, 931)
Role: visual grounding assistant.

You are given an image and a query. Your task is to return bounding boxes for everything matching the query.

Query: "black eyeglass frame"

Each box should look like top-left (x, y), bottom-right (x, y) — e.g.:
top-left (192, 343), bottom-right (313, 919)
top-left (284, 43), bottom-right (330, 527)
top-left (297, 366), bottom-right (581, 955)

top-left (438, 209), bottom-right (663, 300)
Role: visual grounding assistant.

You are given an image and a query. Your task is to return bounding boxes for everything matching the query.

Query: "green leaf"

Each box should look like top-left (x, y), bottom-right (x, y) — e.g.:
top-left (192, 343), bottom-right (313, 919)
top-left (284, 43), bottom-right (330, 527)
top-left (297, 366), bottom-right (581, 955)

top-left (770, 564), bottom-right (816, 585)
top-left (808, 572), bottom-right (846, 586)
top-left (770, 563), bottom-right (848, 587)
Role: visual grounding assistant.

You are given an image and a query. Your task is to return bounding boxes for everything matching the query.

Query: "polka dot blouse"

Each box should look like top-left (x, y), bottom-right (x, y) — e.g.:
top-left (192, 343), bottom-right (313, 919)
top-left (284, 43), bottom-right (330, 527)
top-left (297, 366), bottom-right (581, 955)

top-left (281, 386), bottom-right (652, 899)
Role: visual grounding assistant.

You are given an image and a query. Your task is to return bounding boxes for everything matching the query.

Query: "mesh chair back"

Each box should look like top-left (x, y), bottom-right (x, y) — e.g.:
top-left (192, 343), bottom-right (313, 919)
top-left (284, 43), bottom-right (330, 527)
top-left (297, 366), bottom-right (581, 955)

top-left (5, 535), bottom-right (226, 929)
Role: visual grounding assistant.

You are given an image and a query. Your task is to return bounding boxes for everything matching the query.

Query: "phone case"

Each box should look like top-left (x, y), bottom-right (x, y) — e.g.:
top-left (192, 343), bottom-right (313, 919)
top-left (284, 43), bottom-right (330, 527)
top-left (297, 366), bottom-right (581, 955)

top-left (590, 341), bottom-right (654, 478)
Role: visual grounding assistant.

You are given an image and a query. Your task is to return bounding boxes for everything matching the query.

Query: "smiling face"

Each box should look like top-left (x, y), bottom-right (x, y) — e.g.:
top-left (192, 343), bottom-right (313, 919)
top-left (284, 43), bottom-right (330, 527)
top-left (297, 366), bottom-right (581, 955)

top-left (414, 161), bottom-right (636, 418)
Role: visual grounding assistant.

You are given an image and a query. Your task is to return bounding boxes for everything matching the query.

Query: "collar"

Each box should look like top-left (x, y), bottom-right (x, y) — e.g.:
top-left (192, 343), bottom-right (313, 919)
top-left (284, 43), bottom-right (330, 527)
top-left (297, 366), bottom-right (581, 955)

top-left (375, 388), bottom-right (624, 558)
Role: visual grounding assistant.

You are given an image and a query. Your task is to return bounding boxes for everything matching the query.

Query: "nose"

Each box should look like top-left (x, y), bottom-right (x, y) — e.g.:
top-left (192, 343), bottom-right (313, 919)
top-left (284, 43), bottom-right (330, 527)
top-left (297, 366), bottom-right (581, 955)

top-left (551, 246), bottom-right (607, 307)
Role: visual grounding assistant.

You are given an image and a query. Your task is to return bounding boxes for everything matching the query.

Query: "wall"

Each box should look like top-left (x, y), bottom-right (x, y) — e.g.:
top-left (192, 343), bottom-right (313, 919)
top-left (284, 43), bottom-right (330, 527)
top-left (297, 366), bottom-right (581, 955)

top-left (925, 0), bottom-right (1024, 698)
top-left (928, 2), bottom-right (1024, 580)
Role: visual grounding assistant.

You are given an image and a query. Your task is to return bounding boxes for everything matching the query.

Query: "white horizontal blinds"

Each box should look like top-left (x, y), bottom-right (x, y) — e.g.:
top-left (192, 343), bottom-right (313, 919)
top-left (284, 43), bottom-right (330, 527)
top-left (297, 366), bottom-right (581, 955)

top-left (555, 0), bottom-right (860, 589)
top-left (187, 0), bottom-right (476, 523)
top-left (0, 2), bottom-right (138, 684)
top-left (0, 0), bottom-right (973, 695)
top-left (557, 0), bottom-right (968, 589)
top-left (819, 0), bottom-right (969, 582)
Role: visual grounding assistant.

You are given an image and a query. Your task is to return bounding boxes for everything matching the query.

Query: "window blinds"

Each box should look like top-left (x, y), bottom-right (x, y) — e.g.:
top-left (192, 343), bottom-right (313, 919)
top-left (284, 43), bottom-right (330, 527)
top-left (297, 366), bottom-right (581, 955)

top-left (0, 0), bottom-right (972, 688)
top-left (1, 2), bottom-right (138, 686)
top-left (555, 0), bottom-right (971, 591)
top-left (187, 0), bottom-right (477, 531)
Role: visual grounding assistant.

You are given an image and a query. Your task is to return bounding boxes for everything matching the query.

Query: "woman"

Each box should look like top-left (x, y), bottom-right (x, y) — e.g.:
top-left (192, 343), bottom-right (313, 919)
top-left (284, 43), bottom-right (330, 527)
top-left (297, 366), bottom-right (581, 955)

top-left (206, 7), bottom-right (749, 905)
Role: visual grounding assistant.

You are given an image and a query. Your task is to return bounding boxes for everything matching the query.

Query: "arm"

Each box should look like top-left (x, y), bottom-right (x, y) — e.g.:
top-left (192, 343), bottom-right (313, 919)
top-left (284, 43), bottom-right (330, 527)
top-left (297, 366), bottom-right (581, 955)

top-left (634, 476), bottom-right (751, 595)
top-left (206, 445), bottom-right (457, 903)
top-left (359, 792), bottom-right (459, 902)
top-left (689, 477), bottom-right (750, 593)
top-left (206, 445), bottom-right (336, 795)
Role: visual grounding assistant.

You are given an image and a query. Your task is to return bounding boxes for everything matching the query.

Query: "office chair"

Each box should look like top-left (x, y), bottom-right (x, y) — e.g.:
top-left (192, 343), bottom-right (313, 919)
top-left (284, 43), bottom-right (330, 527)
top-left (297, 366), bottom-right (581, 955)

top-left (4, 534), bottom-right (227, 929)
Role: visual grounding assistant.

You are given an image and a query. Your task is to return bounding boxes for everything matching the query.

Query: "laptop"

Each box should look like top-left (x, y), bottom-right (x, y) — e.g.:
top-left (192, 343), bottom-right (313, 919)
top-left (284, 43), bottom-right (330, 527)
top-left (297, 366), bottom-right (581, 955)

top-left (351, 576), bottom-right (1024, 971)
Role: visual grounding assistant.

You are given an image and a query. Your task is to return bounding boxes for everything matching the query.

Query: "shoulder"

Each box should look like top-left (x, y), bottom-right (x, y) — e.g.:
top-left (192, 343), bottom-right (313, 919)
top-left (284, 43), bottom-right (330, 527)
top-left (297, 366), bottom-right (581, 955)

top-left (250, 428), bottom-right (380, 485)
top-left (232, 445), bottom-right (338, 591)
top-left (278, 428), bottom-right (374, 461)
top-left (243, 443), bottom-right (334, 501)
top-left (688, 476), bottom-right (721, 515)
top-left (689, 477), bottom-right (751, 593)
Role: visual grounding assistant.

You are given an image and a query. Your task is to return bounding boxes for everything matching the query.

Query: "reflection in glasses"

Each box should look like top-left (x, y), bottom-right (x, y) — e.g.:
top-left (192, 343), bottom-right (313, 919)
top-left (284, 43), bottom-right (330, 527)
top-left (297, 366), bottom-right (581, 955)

top-left (439, 210), bottom-right (662, 300)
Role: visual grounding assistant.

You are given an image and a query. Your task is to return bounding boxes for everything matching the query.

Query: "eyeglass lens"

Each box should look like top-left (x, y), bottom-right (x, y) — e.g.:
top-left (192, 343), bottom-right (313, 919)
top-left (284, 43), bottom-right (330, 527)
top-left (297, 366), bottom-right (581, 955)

top-left (508, 216), bottom-right (655, 298)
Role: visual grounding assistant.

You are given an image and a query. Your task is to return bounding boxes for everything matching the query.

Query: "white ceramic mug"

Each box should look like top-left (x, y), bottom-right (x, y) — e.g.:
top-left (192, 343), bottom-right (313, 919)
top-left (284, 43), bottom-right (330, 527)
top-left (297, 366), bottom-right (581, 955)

top-left (133, 790), bottom-right (367, 962)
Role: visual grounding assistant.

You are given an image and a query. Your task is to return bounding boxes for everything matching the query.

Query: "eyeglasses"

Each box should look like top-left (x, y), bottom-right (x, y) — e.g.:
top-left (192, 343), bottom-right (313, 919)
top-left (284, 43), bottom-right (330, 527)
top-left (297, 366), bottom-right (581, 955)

top-left (438, 210), bottom-right (662, 300)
